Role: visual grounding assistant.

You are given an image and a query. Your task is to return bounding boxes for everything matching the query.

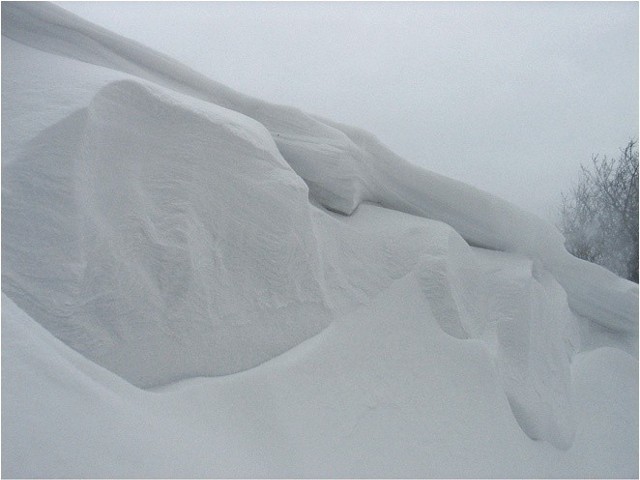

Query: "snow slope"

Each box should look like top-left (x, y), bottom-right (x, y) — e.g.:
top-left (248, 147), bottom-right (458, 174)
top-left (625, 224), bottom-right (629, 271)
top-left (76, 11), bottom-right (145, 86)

top-left (3, 73), bottom-right (331, 386)
top-left (3, 286), bottom-right (637, 478)
top-left (4, 2), bottom-right (636, 333)
top-left (2, 2), bottom-right (638, 477)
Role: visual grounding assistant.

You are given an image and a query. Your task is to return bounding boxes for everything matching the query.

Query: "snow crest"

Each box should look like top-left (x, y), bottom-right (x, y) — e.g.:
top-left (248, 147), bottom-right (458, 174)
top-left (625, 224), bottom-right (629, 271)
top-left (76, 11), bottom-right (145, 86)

top-left (1, 1), bottom-right (637, 458)
top-left (3, 1), bottom-right (635, 334)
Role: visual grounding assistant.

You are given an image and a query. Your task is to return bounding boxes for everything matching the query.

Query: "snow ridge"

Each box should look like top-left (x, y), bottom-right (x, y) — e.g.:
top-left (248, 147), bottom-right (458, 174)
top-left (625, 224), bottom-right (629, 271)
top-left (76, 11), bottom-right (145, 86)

top-left (3, 1), bottom-right (636, 334)
top-left (1, 1), bottom-right (637, 457)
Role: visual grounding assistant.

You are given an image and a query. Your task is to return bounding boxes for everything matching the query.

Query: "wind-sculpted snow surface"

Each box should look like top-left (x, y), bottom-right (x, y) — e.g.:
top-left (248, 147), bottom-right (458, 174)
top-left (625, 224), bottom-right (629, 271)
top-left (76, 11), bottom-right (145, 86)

top-left (3, 285), bottom-right (637, 478)
top-left (3, 78), bottom-right (331, 387)
top-left (313, 205), bottom-right (579, 449)
top-left (2, 2), bottom-right (638, 472)
top-left (3, 1), bottom-right (636, 334)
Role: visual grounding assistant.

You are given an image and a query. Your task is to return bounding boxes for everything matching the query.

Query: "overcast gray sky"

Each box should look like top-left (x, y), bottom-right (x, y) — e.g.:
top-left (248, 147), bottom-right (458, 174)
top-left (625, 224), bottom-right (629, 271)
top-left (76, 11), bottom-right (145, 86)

top-left (57, 1), bottom-right (638, 220)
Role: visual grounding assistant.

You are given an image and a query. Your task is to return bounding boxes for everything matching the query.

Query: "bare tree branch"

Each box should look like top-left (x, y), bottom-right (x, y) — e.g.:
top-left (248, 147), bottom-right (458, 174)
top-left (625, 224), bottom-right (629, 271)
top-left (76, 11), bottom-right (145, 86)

top-left (559, 140), bottom-right (638, 282)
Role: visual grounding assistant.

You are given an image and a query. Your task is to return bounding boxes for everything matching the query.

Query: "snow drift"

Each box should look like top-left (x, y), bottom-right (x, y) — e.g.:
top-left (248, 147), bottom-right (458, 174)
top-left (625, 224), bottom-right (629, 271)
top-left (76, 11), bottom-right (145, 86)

top-left (2, 2), bottom-right (638, 477)
top-left (3, 77), bottom-right (331, 386)
top-left (4, 288), bottom-right (637, 478)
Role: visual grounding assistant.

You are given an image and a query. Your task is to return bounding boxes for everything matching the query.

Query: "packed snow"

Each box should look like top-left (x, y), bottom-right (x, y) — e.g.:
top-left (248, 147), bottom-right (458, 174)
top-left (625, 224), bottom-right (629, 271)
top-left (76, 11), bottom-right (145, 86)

top-left (2, 2), bottom-right (638, 477)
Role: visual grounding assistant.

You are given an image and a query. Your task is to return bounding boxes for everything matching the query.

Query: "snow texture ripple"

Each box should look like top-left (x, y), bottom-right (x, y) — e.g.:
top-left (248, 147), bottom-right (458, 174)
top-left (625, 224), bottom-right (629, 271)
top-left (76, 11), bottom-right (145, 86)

top-left (2, 2), bottom-right (637, 471)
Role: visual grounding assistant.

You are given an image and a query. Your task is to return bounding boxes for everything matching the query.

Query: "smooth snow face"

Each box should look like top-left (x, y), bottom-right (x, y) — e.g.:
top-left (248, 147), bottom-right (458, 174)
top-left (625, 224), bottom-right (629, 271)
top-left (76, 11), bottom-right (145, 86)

top-left (314, 204), bottom-right (580, 449)
top-left (2, 1), bottom-right (638, 473)
top-left (3, 77), bottom-right (331, 387)
top-left (3, 289), bottom-right (637, 478)
top-left (472, 250), bottom-right (579, 449)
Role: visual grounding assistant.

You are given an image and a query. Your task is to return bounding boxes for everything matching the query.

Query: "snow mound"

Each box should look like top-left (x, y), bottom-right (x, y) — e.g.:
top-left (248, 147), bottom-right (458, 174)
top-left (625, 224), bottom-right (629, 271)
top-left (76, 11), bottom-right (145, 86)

top-left (3, 287), bottom-right (637, 478)
top-left (1, 1), bottom-right (637, 467)
top-left (3, 1), bottom-right (636, 335)
top-left (3, 78), bottom-right (331, 387)
top-left (314, 204), bottom-right (579, 449)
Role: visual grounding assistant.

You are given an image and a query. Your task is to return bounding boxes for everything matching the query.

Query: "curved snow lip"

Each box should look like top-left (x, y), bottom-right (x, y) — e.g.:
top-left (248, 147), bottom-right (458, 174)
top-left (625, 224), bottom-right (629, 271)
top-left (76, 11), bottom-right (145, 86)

top-left (1, 1), bottom-right (636, 456)
top-left (387, 221), bottom-right (578, 450)
top-left (312, 202), bottom-right (579, 450)
top-left (2, 0), bottom-right (637, 339)
top-left (92, 80), bottom-right (291, 169)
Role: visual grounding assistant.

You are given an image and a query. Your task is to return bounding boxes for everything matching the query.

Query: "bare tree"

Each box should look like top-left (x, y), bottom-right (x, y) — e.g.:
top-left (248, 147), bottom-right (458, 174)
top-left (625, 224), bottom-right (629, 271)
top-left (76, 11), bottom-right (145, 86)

top-left (560, 140), bottom-right (638, 283)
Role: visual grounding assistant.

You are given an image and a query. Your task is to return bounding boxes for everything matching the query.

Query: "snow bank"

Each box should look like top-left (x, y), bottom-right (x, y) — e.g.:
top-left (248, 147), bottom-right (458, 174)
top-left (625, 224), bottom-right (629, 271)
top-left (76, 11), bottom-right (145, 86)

top-left (313, 204), bottom-right (580, 449)
top-left (3, 76), bottom-right (331, 387)
top-left (3, 1), bottom-right (636, 334)
top-left (2, 2), bottom-right (638, 474)
top-left (3, 286), bottom-right (637, 478)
